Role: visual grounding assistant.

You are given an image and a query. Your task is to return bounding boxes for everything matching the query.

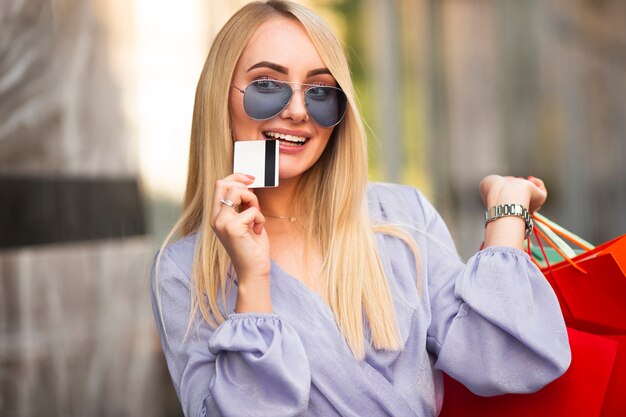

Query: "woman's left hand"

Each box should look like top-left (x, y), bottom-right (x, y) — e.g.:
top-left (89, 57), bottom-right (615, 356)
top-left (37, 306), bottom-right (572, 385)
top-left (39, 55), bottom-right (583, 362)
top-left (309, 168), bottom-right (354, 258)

top-left (480, 175), bottom-right (547, 212)
top-left (480, 175), bottom-right (547, 248)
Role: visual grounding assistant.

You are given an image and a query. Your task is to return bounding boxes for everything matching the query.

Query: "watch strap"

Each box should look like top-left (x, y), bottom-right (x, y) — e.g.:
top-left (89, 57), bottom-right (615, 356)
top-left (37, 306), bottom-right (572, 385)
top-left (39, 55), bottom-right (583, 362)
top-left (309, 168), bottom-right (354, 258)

top-left (484, 203), bottom-right (534, 239)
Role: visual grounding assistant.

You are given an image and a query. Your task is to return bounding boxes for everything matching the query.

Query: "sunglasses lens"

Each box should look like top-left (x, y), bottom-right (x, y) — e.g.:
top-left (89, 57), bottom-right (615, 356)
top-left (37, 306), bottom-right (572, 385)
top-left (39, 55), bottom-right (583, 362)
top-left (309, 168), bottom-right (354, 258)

top-left (305, 86), bottom-right (347, 127)
top-left (244, 80), bottom-right (292, 120)
top-left (242, 80), bottom-right (347, 127)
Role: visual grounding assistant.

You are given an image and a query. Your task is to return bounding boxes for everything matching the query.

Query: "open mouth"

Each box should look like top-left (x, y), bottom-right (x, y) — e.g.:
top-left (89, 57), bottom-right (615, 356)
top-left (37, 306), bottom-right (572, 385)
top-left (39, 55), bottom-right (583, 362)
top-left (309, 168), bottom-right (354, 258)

top-left (263, 131), bottom-right (308, 147)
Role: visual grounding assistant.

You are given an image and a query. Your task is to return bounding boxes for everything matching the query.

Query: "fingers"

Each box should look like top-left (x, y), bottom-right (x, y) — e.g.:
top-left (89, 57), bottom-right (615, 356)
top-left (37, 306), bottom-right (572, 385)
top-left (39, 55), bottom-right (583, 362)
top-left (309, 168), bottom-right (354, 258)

top-left (239, 206), bottom-right (266, 235)
top-left (214, 205), bottom-right (266, 237)
top-left (211, 174), bottom-right (257, 219)
top-left (527, 175), bottom-right (546, 191)
top-left (480, 174), bottom-right (548, 211)
top-left (211, 173), bottom-right (265, 235)
top-left (527, 176), bottom-right (547, 212)
top-left (223, 186), bottom-right (261, 215)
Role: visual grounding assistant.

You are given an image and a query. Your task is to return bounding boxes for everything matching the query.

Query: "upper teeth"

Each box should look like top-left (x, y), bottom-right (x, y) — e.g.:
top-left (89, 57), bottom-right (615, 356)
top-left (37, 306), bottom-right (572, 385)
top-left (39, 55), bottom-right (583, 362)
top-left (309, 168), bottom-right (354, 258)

top-left (265, 131), bottom-right (306, 143)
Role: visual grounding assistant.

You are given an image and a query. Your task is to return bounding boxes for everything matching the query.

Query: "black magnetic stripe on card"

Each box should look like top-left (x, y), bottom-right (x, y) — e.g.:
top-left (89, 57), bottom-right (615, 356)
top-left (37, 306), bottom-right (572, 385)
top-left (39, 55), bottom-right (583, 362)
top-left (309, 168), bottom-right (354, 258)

top-left (264, 140), bottom-right (276, 186)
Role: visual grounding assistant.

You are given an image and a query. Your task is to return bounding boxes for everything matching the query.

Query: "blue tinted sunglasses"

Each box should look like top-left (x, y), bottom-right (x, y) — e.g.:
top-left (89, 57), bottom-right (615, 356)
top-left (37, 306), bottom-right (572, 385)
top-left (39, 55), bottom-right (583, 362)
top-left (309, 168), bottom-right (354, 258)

top-left (231, 79), bottom-right (347, 128)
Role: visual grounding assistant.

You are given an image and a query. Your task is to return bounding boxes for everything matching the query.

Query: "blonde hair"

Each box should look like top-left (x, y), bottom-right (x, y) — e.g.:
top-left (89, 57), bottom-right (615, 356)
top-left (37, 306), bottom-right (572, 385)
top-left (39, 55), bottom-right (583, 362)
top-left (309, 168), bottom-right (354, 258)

top-left (156, 0), bottom-right (420, 359)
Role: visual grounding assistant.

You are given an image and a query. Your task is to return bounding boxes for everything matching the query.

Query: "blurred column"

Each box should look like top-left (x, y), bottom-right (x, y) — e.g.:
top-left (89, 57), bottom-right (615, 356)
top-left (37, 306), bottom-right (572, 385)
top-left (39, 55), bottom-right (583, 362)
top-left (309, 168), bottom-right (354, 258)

top-left (540, 0), bottom-right (626, 244)
top-left (439, 0), bottom-right (503, 257)
top-left (493, 0), bottom-right (542, 174)
top-left (423, 0), bottom-right (453, 220)
top-left (0, 1), bottom-right (160, 416)
top-left (366, 0), bottom-right (402, 182)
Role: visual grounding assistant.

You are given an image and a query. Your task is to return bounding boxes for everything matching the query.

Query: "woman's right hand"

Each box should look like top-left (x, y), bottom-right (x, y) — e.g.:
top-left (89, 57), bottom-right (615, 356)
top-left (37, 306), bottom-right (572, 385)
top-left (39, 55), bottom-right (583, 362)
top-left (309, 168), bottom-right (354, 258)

top-left (210, 173), bottom-right (272, 312)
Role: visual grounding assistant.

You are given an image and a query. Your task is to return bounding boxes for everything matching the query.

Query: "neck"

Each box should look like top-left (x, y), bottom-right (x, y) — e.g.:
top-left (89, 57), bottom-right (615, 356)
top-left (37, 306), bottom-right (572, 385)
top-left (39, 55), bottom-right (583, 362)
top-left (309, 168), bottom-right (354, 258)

top-left (254, 176), bottom-right (300, 217)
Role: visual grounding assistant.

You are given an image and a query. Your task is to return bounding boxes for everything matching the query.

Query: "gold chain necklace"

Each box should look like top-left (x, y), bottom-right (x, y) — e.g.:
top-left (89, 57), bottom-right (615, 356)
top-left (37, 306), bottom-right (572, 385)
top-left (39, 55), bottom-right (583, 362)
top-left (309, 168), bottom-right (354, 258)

top-left (264, 214), bottom-right (297, 223)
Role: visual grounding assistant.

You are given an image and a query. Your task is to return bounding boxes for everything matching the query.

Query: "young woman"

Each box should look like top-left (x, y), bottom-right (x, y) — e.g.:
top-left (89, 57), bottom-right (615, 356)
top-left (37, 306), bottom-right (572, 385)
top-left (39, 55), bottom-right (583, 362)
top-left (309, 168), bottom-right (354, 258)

top-left (151, 1), bottom-right (571, 416)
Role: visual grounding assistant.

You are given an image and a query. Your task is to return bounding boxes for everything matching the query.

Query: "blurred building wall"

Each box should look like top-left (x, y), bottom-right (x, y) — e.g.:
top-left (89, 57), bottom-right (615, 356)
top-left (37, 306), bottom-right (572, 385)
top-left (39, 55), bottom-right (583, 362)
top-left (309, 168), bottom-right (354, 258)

top-left (0, 0), bottom-right (159, 416)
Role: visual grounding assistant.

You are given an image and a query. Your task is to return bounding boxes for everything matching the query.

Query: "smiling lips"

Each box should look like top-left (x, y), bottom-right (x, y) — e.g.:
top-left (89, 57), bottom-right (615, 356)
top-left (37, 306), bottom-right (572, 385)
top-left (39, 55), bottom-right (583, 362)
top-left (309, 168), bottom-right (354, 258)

top-left (264, 131), bottom-right (308, 147)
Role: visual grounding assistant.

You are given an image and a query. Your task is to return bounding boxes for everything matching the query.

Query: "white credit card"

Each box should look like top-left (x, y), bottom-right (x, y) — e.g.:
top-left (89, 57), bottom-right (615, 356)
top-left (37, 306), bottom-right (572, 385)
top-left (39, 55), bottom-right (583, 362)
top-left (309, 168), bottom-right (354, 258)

top-left (233, 140), bottom-right (279, 188)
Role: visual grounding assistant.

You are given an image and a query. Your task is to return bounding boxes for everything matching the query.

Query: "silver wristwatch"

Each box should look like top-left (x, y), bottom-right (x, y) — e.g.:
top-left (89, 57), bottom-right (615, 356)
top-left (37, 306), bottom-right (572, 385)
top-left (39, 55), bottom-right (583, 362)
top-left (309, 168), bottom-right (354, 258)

top-left (484, 203), bottom-right (534, 239)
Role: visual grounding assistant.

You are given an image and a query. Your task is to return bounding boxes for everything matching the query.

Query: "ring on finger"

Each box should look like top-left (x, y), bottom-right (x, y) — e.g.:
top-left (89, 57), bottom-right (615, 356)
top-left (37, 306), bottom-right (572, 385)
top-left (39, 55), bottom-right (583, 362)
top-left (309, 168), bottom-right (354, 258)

top-left (219, 198), bottom-right (240, 212)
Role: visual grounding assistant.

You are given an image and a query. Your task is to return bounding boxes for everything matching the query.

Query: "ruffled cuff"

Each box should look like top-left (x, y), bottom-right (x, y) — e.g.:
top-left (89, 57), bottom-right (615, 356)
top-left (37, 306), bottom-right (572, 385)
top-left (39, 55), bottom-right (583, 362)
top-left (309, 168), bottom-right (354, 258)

top-left (207, 313), bottom-right (311, 416)
top-left (209, 313), bottom-right (283, 355)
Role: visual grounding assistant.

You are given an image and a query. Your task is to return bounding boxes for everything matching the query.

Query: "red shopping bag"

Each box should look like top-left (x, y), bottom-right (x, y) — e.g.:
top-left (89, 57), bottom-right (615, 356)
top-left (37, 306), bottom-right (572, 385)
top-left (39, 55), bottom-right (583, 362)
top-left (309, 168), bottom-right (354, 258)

top-left (532, 217), bottom-right (626, 415)
top-left (542, 234), bottom-right (626, 333)
top-left (440, 215), bottom-right (626, 417)
top-left (439, 328), bottom-right (619, 417)
top-left (541, 235), bottom-right (626, 415)
top-left (600, 334), bottom-right (626, 416)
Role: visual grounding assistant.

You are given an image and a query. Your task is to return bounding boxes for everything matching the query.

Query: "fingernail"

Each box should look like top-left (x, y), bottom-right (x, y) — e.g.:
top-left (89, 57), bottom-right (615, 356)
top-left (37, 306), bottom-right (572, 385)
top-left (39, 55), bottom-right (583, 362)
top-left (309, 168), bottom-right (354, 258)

top-left (528, 175), bottom-right (535, 179)
top-left (245, 174), bottom-right (255, 180)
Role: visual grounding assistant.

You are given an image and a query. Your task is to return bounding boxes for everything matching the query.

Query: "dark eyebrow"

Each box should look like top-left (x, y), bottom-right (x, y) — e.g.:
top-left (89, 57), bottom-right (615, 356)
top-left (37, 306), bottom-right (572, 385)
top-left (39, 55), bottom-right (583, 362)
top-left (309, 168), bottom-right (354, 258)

top-left (247, 61), bottom-right (288, 74)
top-left (306, 68), bottom-right (332, 77)
top-left (246, 61), bottom-right (332, 78)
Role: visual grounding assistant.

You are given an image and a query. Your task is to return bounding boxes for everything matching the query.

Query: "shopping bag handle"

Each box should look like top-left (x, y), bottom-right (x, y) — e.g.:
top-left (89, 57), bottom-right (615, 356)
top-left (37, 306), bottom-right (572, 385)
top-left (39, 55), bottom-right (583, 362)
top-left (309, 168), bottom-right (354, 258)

top-left (527, 224), bottom-right (576, 316)
top-left (529, 212), bottom-right (592, 275)
top-left (533, 212), bottom-right (594, 251)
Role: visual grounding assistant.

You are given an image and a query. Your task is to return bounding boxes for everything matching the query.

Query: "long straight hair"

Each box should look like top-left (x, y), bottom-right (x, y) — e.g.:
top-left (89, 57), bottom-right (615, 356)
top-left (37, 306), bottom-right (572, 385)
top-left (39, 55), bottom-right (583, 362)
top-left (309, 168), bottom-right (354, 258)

top-left (156, 0), bottom-right (420, 359)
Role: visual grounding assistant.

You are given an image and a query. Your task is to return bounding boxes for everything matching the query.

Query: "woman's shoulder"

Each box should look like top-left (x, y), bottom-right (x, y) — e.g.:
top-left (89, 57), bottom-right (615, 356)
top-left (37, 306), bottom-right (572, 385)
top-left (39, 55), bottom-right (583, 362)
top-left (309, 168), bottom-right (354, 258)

top-left (153, 232), bottom-right (199, 281)
top-left (367, 182), bottom-right (436, 226)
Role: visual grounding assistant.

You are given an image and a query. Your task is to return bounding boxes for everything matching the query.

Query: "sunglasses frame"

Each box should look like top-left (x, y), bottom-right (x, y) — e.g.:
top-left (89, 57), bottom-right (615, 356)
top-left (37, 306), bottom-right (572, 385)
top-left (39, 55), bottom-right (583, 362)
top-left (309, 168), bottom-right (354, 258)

top-left (231, 79), bottom-right (347, 128)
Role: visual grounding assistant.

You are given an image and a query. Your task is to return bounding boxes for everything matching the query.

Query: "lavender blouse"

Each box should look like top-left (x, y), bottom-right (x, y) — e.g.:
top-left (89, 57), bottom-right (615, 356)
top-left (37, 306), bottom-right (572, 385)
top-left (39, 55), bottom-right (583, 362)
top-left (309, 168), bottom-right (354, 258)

top-left (150, 183), bottom-right (571, 417)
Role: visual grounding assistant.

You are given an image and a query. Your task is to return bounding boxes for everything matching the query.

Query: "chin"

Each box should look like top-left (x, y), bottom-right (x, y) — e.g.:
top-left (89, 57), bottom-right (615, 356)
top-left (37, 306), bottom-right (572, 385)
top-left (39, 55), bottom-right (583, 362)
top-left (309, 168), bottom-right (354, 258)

top-left (278, 172), bottom-right (303, 182)
top-left (278, 166), bottom-right (309, 182)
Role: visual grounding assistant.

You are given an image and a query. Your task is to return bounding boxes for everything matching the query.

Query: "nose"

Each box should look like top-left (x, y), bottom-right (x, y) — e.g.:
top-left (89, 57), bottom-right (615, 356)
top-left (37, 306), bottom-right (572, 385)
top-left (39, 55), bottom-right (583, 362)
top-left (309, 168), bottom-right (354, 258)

top-left (280, 87), bottom-right (309, 124)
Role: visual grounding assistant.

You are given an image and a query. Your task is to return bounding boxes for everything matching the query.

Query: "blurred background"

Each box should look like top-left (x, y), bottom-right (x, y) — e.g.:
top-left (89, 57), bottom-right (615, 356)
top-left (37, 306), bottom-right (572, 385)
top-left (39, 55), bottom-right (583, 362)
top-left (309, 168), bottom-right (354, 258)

top-left (1, 0), bottom-right (625, 416)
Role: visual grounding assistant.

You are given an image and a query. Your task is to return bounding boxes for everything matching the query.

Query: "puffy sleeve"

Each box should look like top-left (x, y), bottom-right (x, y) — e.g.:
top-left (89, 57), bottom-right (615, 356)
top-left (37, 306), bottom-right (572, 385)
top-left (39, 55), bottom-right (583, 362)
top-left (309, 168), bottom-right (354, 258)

top-left (150, 248), bottom-right (310, 417)
top-left (415, 189), bottom-right (572, 396)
